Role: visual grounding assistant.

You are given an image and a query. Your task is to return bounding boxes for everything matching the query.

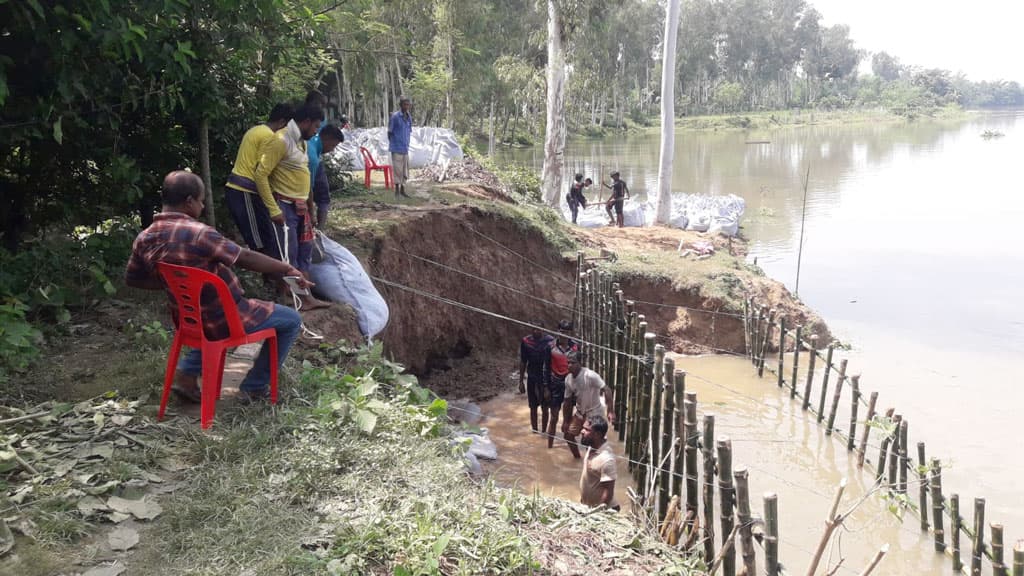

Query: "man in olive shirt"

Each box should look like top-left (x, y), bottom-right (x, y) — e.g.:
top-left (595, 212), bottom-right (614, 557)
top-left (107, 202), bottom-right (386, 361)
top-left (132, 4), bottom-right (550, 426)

top-left (579, 415), bottom-right (619, 510)
top-left (561, 352), bottom-right (615, 459)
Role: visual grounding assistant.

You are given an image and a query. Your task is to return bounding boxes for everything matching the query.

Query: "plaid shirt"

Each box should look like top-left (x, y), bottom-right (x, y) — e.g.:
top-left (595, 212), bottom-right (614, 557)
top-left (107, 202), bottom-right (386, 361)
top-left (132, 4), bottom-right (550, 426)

top-left (125, 212), bottom-right (274, 340)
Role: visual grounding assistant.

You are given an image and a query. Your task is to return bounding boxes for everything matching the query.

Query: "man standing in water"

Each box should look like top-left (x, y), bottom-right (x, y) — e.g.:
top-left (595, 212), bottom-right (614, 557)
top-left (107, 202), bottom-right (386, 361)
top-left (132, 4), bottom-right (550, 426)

top-left (566, 174), bottom-right (591, 224)
top-left (603, 171), bottom-right (630, 227)
top-left (518, 323), bottom-right (554, 433)
top-left (579, 415), bottom-right (618, 510)
top-left (562, 352), bottom-right (614, 459)
top-left (387, 96), bottom-right (413, 199)
top-left (545, 320), bottom-right (578, 448)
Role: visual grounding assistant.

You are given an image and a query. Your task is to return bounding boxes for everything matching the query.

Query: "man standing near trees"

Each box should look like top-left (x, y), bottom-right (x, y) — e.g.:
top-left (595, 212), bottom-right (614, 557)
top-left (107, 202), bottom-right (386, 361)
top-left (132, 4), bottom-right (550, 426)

top-left (561, 352), bottom-right (614, 459)
top-left (311, 124), bottom-right (345, 229)
top-left (387, 96), bottom-right (413, 199)
top-left (125, 171), bottom-right (307, 404)
top-left (603, 171), bottom-right (630, 227)
top-left (224, 103), bottom-right (292, 255)
top-left (253, 104), bottom-right (329, 310)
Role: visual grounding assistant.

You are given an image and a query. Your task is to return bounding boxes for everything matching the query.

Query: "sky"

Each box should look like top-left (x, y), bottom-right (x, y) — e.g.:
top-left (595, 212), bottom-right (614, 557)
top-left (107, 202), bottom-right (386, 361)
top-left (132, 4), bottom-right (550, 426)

top-left (811, 0), bottom-right (1024, 83)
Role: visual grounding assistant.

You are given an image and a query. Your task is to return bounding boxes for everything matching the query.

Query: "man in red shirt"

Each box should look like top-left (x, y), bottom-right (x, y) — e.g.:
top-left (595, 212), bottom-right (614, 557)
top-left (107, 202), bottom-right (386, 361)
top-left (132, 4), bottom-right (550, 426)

top-left (125, 171), bottom-right (309, 403)
top-left (546, 320), bottom-right (578, 448)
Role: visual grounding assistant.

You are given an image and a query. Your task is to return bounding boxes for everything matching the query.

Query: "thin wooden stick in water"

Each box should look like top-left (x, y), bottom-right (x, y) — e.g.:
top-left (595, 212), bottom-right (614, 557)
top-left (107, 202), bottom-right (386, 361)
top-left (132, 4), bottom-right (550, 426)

top-left (702, 414), bottom-right (716, 564)
top-left (857, 391), bottom-right (878, 468)
top-left (758, 309), bottom-right (775, 378)
top-left (717, 439), bottom-right (736, 576)
top-left (992, 524), bottom-right (1006, 576)
top-left (802, 334), bottom-right (818, 410)
top-left (917, 442), bottom-right (929, 532)
top-left (806, 478), bottom-right (847, 576)
top-left (898, 420), bottom-right (909, 494)
top-left (875, 408), bottom-right (895, 481)
top-left (777, 317), bottom-right (786, 388)
top-left (659, 355), bottom-right (676, 517)
top-left (972, 498), bottom-right (986, 576)
top-left (817, 345), bottom-right (834, 422)
top-left (764, 492), bottom-right (779, 576)
top-left (734, 469), bottom-right (757, 576)
top-left (887, 415), bottom-right (902, 490)
top-left (790, 325), bottom-right (802, 398)
top-left (684, 393), bottom-right (699, 518)
top-left (826, 359), bottom-right (848, 434)
top-left (1012, 540), bottom-right (1024, 576)
top-left (952, 493), bottom-right (963, 572)
top-left (930, 458), bottom-right (946, 552)
top-left (847, 374), bottom-right (860, 451)
top-left (856, 544), bottom-right (890, 576)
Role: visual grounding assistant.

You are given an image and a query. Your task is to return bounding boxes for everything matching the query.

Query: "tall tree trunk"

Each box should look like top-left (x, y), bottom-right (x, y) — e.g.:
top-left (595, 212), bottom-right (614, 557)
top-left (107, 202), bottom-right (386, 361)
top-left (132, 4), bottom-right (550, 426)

top-left (488, 98), bottom-right (496, 156)
top-left (541, 0), bottom-right (567, 207)
top-left (198, 116), bottom-right (215, 226)
top-left (654, 0), bottom-right (681, 224)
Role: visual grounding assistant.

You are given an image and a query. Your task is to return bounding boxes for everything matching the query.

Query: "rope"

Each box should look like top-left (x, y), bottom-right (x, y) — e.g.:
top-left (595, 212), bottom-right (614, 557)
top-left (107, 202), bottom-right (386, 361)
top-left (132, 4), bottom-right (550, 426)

top-left (456, 219), bottom-right (576, 287)
top-left (273, 220), bottom-right (323, 341)
top-left (631, 298), bottom-right (746, 319)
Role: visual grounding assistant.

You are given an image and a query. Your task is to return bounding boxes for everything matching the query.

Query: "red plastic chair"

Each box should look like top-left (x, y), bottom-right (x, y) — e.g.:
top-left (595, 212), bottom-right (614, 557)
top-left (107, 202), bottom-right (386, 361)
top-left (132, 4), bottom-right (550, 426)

top-left (360, 146), bottom-right (392, 189)
top-left (156, 263), bottom-right (278, 429)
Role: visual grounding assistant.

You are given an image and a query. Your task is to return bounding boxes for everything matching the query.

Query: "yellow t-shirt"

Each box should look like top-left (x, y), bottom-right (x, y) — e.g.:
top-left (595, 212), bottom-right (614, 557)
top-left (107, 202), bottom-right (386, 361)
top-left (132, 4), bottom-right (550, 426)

top-left (253, 122), bottom-right (311, 217)
top-left (225, 124), bottom-right (275, 194)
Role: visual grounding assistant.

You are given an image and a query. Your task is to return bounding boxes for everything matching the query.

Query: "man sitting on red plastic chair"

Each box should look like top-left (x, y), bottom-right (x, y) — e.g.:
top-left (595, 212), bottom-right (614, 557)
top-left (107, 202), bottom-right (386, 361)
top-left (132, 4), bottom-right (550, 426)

top-left (125, 171), bottom-right (310, 404)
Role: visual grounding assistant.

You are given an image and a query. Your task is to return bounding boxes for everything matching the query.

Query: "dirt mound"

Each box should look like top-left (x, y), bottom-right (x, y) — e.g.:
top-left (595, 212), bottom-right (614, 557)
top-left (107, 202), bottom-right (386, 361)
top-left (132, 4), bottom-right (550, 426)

top-left (295, 303), bottom-right (364, 350)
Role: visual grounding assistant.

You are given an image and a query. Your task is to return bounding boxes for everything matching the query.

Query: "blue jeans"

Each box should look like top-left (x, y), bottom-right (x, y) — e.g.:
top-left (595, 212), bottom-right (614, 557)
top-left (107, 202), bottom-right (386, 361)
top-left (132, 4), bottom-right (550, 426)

top-left (274, 200), bottom-right (313, 273)
top-left (177, 304), bottom-right (302, 392)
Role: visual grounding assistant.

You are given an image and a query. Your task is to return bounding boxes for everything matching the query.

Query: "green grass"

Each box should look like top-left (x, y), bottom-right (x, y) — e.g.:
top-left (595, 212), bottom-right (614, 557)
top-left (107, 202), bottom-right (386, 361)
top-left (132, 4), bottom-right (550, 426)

top-left (662, 106), bottom-right (970, 133)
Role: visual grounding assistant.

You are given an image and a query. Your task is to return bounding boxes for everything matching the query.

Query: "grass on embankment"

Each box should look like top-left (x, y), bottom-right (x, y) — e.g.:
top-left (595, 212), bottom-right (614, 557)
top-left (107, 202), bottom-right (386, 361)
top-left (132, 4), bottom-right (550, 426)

top-left (666, 105), bottom-right (967, 132)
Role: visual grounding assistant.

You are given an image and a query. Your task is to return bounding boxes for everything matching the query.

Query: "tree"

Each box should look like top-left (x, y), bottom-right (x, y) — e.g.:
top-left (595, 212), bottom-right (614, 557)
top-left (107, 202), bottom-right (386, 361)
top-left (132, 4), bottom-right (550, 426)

top-left (654, 0), bottom-right (682, 224)
top-left (871, 51), bottom-right (904, 82)
top-left (540, 0), bottom-right (569, 207)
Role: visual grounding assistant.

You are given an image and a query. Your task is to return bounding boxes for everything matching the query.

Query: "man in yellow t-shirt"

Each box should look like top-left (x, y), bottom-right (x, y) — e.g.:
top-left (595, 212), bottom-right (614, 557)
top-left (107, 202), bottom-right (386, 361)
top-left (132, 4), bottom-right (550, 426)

top-left (224, 103), bottom-right (292, 255)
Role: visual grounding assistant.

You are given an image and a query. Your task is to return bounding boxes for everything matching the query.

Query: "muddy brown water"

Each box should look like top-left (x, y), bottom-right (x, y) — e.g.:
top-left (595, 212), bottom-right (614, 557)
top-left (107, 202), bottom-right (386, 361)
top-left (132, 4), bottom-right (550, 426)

top-left (493, 112), bottom-right (1024, 573)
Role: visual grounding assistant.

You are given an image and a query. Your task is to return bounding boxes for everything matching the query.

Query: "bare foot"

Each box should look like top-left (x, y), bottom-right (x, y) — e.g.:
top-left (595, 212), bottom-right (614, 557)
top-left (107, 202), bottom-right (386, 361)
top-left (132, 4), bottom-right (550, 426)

top-left (299, 295), bottom-right (331, 311)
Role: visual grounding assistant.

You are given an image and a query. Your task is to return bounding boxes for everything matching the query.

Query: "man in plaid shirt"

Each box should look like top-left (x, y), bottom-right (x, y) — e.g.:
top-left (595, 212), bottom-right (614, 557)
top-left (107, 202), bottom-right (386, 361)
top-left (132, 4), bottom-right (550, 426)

top-left (125, 171), bottom-right (308, 403)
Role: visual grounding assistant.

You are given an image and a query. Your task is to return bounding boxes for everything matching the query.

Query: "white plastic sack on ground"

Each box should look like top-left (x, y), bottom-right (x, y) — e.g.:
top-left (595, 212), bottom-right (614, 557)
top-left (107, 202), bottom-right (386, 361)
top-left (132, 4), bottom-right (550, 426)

top-left (309, 232), bottom-right (389, 339)
top-left (454, 430), bottom-right (498, 460)
top-left (464, 451), bottom-right (482, 475)
top-left (330, 127), bottom-right (463, 171)
top-left (670, 193), bottom-right (745, 236)
top-left (562, 199), bottom-right (650, 228)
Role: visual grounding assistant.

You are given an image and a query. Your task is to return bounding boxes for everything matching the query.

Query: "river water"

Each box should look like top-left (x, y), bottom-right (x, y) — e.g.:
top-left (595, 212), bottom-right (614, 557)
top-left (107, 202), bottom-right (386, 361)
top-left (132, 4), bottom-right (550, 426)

top-left (491, 111), bottom-right (1024, 573)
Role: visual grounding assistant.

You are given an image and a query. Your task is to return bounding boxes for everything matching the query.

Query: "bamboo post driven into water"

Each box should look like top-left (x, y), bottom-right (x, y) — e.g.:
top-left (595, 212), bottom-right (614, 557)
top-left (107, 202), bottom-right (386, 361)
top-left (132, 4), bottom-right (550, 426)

top-left (758, 309), bottom-right (775, 378)
top-left (764, 493), bottom-right (779, 576)
top-left (789, 325), bottom-right (802, 398)
top-left (629, 319), bottom-right (647, 467)
top-left (898, 420), bottom-right (909, 495)
top-left (887, 415), bottom-right (902, 491)
top-left (802, 335), bottom-right (818, 410)
top-left (660, 356), bottom-right (676, 518)
top-left (754, 307), bottom-right (765, 368)
top-left (776, 317), bottom-right (786, 388)
top-left (847, 375), bottom-right (860, 451)
top-left (717, 439), bottom-right (736, 576)
top-left (650, 345), bottom-right (666, 518)
top-left (825, 359), bottom-right (848, 435)
top-left (684, 393), bottom-right (699, 518)
top-left (930, 458), bottom-right (946, 552)
top-left (702, 414), bottom-right (717, 565)
top-left (952, 493), bottom-right (963, 572)
top-left (916, 443), bottom-right (929, 532)
top-left (857, 391), bottom-right (878, 468)
top-left (972, 498), bottom-right (986, 576)
top-left (1013, 540), bottom-right (1024, 576)
top-left (875, 408), bottom-right (895, 482)
top-left (992, 524), bottom-right (1006, 576)
top-left (743, 299), bottom-right (751, 358)
top-left (573, 251), bottom-right (584, 326)
top-left (623, 311), bottom-right (637, 451)
top-left (672, 370), bottom-right (686, 499)
top-left (734, 469), bottom-right (757, 576)
top-left (637, 333), bottom-right (656, 499)
top-left (817, 345), bottom-right (835, 423)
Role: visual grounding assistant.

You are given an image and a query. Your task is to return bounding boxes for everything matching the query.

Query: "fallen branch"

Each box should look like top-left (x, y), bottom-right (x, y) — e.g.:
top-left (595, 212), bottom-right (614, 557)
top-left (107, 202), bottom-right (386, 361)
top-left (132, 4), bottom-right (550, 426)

top-left (6, 444), bottom-right (38, 476)
top-left (856, 544), bottom-right (889, 576)
top-left (0, 411), bottom-right (49, 427)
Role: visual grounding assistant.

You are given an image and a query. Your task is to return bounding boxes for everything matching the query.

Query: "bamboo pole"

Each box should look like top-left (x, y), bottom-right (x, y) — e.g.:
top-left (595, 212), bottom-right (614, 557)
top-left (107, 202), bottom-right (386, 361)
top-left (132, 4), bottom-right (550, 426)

top-left (660, 356), bottom-right (676, 517)
top-left (856, 545), bottom-right (890, 576)
top-left (776, 317), bottom-right (786, 388)
top-left (930, 458), bottom-right (946, 552)
top-left (825, 359), bottom-right (848, 435)
top-left (624, 311), bottom-right (638, 451)
top-left (817, 344), bottom-right (834, 423)
top-left (898, 420), bottom-right (908, 495)
top-left (750, 301), bottom-right (760, 364)
top-left (992, 524), bottom-right (1006, 576)
top-left (764, 493), bottom-right (779, 576)
top-left (875, 408), bottom-right (895, 482)
top-left (857, 391), bottom-right (878, 468)
top-left (952, 493), bottom-right (963, 572)
top-left (972, 498), bottom-right (985, 576)
top-left (802, 335), bottom-right (818, 410)
top-left (847, 374), bottom-right (860, 451)
top-left (614, 303), bottom-right (626, 437)
top-left (758, 309), bottom-right (775, 378)
top-left (717, 439), bottom-right (736, 576)
top-left (672, 371), bottom-right (686, 492)
top-left (1013, 540), bottom-right (1024, 576)
top-left (789, 325), bottom-right (802, 398)
top-left (651, 344), bottom-right (666, 514)
top-left (734, 468), bottom-right (757, 576)
top-left (917, 442), bottom-right (929, 532)
top-left (754, 307), bottom-right (765, 368)
top-left (702, 414), bottom-right (716, 564)
top-left (743, 298), bottom-right (750, 358)
top-left (684, 393), bottom-right (699, 525)
top-left (887, 415), bottom-right (902, 490)
top-left (573, 251), bottom-right (584, 327)
top-left (637, 333), bottom-right (656, 498)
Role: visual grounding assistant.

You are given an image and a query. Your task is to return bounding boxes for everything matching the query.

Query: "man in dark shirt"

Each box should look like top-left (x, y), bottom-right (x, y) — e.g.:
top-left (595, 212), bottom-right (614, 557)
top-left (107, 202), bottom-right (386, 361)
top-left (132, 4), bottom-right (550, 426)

top-left (603, 171), bottom-right (630, 227)
top-left (125, 171), bottom-right (309, 403)
top-left (566, 173), bottom-right (591, 225)
top-left (518, 323), bottom-right (555, 433)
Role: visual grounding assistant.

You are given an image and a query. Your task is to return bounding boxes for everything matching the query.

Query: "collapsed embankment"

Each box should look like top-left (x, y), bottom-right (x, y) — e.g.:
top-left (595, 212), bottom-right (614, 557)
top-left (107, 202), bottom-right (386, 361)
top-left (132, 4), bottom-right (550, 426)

top-left (320, 195), bottom-right (829, 401)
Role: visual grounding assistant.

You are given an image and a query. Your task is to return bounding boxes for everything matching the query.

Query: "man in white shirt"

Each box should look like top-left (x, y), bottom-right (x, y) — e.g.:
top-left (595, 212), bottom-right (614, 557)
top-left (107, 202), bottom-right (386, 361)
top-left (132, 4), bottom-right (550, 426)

top-left (561, 352), bottom-right (615, 459)
top-left (579, 415), bottom-right (619, 510)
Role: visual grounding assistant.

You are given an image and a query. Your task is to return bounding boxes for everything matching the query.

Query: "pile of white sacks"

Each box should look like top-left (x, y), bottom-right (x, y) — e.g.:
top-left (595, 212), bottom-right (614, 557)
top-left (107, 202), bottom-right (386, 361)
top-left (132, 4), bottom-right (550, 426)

top-left (563, 193), bottom-right (745, 237)
top-left (329, 126), bottom-right (463, 170)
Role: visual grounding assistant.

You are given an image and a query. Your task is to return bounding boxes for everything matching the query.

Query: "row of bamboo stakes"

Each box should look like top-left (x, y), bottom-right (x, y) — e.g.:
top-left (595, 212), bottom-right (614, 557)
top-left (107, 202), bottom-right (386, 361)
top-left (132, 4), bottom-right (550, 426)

top-left (574, 254), bottom-right (782, 576)
top-left (742, 297), bottom-right (1024, 576)
top-left (571, 250), bottom-right (1024, 575)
